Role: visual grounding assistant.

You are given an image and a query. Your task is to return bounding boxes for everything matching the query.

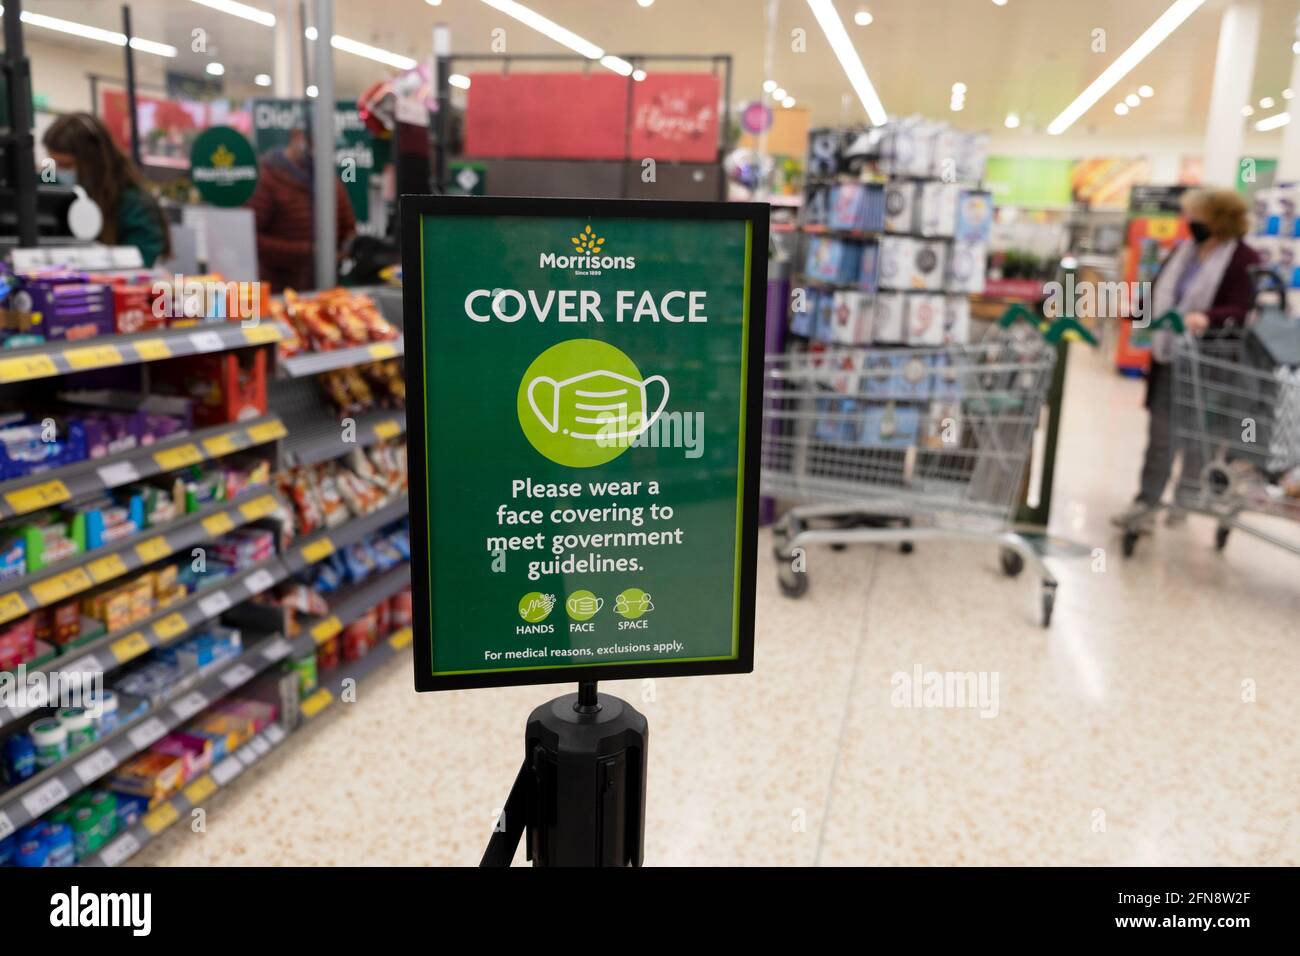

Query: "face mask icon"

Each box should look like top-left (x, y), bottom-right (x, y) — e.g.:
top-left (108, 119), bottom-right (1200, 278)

top-left (566, 594), bottom-right (603, 616)
top-left (527, 369), bottom-right (669, 442)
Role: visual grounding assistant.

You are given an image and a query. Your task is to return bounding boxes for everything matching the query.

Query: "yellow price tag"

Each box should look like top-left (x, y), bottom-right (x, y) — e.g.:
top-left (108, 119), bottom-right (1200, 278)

top-left (184, 775), bottom-right (217, 804)
top-left (202, 513), bottom-right (235, 537)
top-left (0, 591), bottom-right (29, 626)
top-left (153, 443), bottom-right (203, 471)
top-left (87, 553), bottom-right (130, 584)
top-left (142, 802), bottom-right (180, 835)
top-left (300, 537), bottom-right (335, 564)
top-left (31, 567), bottom-right (93, 606)
top-left (5, 479), bottom-right (71, 515)
top-left (301, 688), bottom-right (333, 718)
top-left (65, 344), bottom-right (124, 370)
top-left (242, 323), bottom-right (281, 344)
top-left (239, 495), bottom-right (278, 521)
top-left (368, 342), bottom-right (398, 360)
top-left (311, 616), bottom-right (342, 644)
top-left (133, 338), bottom-right (172, 361)
top-left (0, 353), bottom-right (59, 382)
top-left (0, 353), bottom-right (59, 384)
top-left (111, 632), bottom-right (151, 663)
top-left (246, 420), bottom-right (287, 444)
top-left (388, 627), bottom-right (413, 650)
top-left (152, 613), bottom-right (189, 643)
top-left (373, 419), bottom-right (401, 440)
top-left (202, 433), bottom-right (240, 457)
top-left (134, 537), bottom-right (170, 564)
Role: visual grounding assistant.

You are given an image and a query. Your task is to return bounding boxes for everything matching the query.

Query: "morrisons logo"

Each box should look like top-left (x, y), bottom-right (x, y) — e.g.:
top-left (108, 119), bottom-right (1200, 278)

top-left (540, 225), bottom-right (636, 273)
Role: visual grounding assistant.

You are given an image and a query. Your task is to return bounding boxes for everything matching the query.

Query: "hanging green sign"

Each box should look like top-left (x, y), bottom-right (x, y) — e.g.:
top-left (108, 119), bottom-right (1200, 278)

top-left (403, 197), bottom-right (767, 692)
top-left (189, 126), bottom-right (258, 207)
top-left (249, 98), bottom-right (374, 220)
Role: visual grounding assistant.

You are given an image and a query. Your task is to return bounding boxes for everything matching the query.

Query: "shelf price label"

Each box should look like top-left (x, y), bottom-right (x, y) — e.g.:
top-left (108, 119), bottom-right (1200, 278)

top-left (220, 662), bottom-right (256, 688)
top-left (133, 338), bottom-right (172, 361)
top-left (74, 748), bottom-right (118, 785)
top-left (99, 833), bottom-right (141, 867)
top-left (134, 536), bottom-right (171, 563)
top-left (373, 419), bottom-right (402, 440)
top-left (300, 537), bottom-right (335, 564)
top-left (244, 568), bottom-right (276, 595)
top-left (0, 353), bottom-right (59, 384)
top-left (368, 342), bottom-right (399, 360)
top-left (142, 802), bottom-right (180, 835)
top-left (153, 443), bottom-right (204, 471)
top-left (211, 757), bottom-right (243, 785)
top-left (202, 512), bottom-right (236, 537)
top-left (184, 775), bottom-right (217, 804)
top-left (5, 479), bottom-right (71, 515)
top-left (247, 420), bottom-right (288, 444)
top-left (171, 691), bottom-right (208, 721)
top-left (202, 432), bottom-right (240, 457)
top-left (188, 330), bottom-right (225, 353)
top-left (198, 591), bottom-right (232, 618)
top-left (152, 612), bottom-right (189, 643)
top-left (31, 567), bottom-right (93, 606)
top-left (389, 628), bottom-right (413, 650)
top-left (65, 344), bottom-right (124, 370)
top-left (111, 632), bottom-right (151, 663)
top-left (22, 778), bottom-right (70, 818)
top-left (300, 687), bottom-right (333, 718)
top-left (0, 591), bottom-right (29, 626)
top-left (239, 495), bottom-right (279, 521)
top-left (128, 717), bottom-right (169, 750)
top-left (242, 324), bottom-right (281, 344)
top-left (311, 616), bottom-right (342, 644)
top-left (87, 553), bottom-right (130, 584)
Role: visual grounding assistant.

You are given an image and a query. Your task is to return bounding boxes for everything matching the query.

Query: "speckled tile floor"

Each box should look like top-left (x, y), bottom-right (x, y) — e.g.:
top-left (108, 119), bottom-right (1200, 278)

top-left (133, 347), bottom-right (1300, 866)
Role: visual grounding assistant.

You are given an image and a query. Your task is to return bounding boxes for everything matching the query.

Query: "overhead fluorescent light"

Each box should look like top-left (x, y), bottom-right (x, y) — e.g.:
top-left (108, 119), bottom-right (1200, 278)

top-left (7, 9), bottom-right (177, 57)
top-left (600, 55), bottom-right (634, 77)
top-left (632, 69), bottom-right (647, 82)
top-left (1047, 0), bottom-right (1207, 135)
top-left (478, 0), bottom-right (603, 59)
top-left (806, 0), bottom-right (887, 125)
top-left (1004, 113), bottom-right (1020, 128)
top-left (449, 73), bottom-right (472, 90)
top-left (1256, 112), bottom-right (1291, 132)
top-left (304, 26), bottom-right (318, 40)
top-left (330, 34), bottom-right (417, 70)
top-left (763, 80), bottom-right (777, 93)
top-left (206, 62), bottom-right (225, 76)
top-left (188, 0), bottom-right (275, 28)
top-left (254, 73), bottom-right (273, 87)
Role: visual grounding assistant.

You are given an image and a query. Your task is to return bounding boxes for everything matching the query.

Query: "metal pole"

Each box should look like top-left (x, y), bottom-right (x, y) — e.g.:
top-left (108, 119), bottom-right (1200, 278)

top-left (3, 0), bottom-right (38, 245)
top-left (433, 25), bottom-right (451, 194)
top-left (121, 5), bottom-right (142, 166)
top-left (310, 0), bottom-right (335, 289)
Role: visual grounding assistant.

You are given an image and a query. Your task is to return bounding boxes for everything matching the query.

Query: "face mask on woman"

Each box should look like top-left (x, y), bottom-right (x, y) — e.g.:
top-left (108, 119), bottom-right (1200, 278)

top-left (1188, 220), bottom-right (1211, 243)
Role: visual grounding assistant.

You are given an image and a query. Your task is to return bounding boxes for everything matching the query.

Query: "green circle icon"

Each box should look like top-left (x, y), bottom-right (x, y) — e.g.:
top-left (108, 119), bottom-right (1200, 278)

top-left (517, 339), bottom-right (670, 468)
top-left (614, 588), bottom-right (654, 620)
top-left (565, 590), bottom-right (604, 621)
top-left (518, 592), bottom-right (555, 623)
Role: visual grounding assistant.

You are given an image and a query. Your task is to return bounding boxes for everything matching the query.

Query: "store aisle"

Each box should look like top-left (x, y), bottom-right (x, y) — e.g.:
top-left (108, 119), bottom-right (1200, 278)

top-left (134, 346), bottom-right (1300, 866)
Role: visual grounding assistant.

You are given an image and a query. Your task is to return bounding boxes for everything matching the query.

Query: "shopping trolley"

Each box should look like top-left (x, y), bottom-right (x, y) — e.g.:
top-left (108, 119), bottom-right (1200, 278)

top-left (1119, 321), bottom-right (1300, 559)
top-left (761, 337), bottom-right (1061, 625)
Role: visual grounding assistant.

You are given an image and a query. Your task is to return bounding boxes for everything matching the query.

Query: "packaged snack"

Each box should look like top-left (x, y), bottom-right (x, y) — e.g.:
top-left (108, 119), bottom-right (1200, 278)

top-left (106, 750), bottom-right (186, 805)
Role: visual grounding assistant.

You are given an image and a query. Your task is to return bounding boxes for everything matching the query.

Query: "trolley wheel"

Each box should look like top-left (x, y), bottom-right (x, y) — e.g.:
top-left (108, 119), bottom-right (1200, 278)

top-left (776, 564), bottom-right (808, 598)
top-left (1041, 585), bottom-right (1056, 628)
top-left (999, 549), bottom-right (1024, 577)
top-left (1121, 531), bottom-right (1139, 558)
top-left (1215, 526), bottom-right (1230, 551)
top-left (899, 542), bottom-right (914, 554)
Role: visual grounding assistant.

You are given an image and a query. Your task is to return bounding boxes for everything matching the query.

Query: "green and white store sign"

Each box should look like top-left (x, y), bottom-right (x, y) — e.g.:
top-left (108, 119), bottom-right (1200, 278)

top-left (403, 197), bottom-right (767, 691)
top-left (189, 126), bottom-right (258, 207)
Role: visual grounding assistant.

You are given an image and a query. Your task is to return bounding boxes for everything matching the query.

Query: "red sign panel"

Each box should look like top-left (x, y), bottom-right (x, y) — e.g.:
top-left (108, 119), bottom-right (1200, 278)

top-left (629, 73), bottom-right (720, 163)
top-left (464, 73), bottom-right (629, 160)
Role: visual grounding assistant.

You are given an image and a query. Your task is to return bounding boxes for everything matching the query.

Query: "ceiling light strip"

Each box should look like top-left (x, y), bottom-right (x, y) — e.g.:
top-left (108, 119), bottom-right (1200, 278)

top-left (805, 0), bottom-right (887, 126)
top-left (478, 0), bottom-right (604, 60)
top-left (188, 0), bottom-right (275, 28)
top-left (5, 8), bottom-right (177, 57)
top-left (1047, 0), bottom-right (1207, 135)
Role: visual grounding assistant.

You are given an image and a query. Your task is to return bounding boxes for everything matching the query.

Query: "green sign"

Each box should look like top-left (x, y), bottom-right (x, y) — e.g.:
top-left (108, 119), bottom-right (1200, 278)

top-left (984, 156), bottom-right (1074, 208)
top-left (249, 98), bottom-right (375, 220)
top-left (449, 161), bottom-right (486, 196)
top-left (403, 197), bottom-right (766, 691)
top-left (189, 126), bottom-right (258, 207)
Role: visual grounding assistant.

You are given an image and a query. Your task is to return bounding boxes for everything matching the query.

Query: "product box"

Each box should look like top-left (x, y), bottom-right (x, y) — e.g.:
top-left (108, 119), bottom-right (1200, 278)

top-left (954, 190), bottom-right (995, 244)
top-left (10, 275), bottom-right (115, 341)
top-left (830, 290), bottom-right (874, 345)
top-left (872, 292), bottom-right (907, 343)
top-left (150, 732), bottom-right (214, 782)
top-left (814, 398), bottom-right (860, 445)
top-left (955, 131), bottom-right (989, 183)
top-left (883, 181), bottom-right (918, 234)
top-left (860, 354), bottom-right (898, 397)
top-left (811, 291), bottom-right (836, 343)
top-left (858, 242), bottom-right (880, 291)
top-left (829, 183), bottom-right (869, 232)
top-left (151, 350), bottom-right (268, 428)
top-left (803, 183), bottom-right (832, 228)
top-left (860, 401), bottom-right (919, 448)
top-left (932, 355), bottom-right (962, 399)
top-left (806, 128), bottom-right (844, 179)
top-left (106, 750), bottom-right (186, 805)
top-left (906, 294), bottom-right (946, 346)
top-left (919, 182), bottom-right (960, 238)
top-left (946, 242), bottom-right (987, 294)
top-left (827, 349), bottom-right (861, 395)
top-left (943, 295), bottom-right (972, 345)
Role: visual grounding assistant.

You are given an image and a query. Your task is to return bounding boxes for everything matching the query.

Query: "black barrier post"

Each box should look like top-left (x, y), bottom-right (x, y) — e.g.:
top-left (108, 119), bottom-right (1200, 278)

top-left (481, 681), bottom-right (648, 868)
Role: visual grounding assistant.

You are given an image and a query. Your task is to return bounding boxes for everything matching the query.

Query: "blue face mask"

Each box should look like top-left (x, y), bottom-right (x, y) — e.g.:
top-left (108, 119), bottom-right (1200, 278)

top-left (55, 169), bottom-right (78, 187)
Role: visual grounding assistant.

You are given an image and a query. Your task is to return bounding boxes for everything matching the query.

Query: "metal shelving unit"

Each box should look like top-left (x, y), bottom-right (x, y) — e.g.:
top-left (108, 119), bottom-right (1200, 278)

top-left (281, 410), bottom-right (407, 468)
top-left (279, 337), bottom-right (403, 378)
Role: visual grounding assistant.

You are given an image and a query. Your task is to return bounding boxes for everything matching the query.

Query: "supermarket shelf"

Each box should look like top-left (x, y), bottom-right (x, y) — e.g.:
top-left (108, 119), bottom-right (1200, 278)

top-left (282, 496), bottom-right (408, 576)
top-left (801, 224), bottom-right (881, 240)
top-left (0, 554), bottom-right (290, 729)
top-left (281, 409), bottom-right (406, 468)
top-left (0, 487), bottom-right (284, 628)
top-left (279, 337), bottom-right (404, 378)
top-left (0, 322), bottom-right (290, 388)
top-left (83, 625), bottom-right (412, 866)
top-left (300, 626), bottom-right (413, 722)
top-left (0, 631), bottom-right (297, 840)
top-left (0, 414), bottom-right (288, 521)
top-left (302, 563), bottom-right (411, 647)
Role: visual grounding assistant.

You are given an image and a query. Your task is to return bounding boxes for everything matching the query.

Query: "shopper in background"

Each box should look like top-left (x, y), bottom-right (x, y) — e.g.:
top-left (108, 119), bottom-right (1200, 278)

top-left (42, 113), bottom-right (171, 267)
top-left (247, 128), bottom-right (356, 292)
top-left (1113, 188), bottom-right (1259, 530)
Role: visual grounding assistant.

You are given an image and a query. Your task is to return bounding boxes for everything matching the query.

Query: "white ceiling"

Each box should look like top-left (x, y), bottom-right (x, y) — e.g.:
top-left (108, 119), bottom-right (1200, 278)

top-left (13, 0), bottom-right (1300, 142)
